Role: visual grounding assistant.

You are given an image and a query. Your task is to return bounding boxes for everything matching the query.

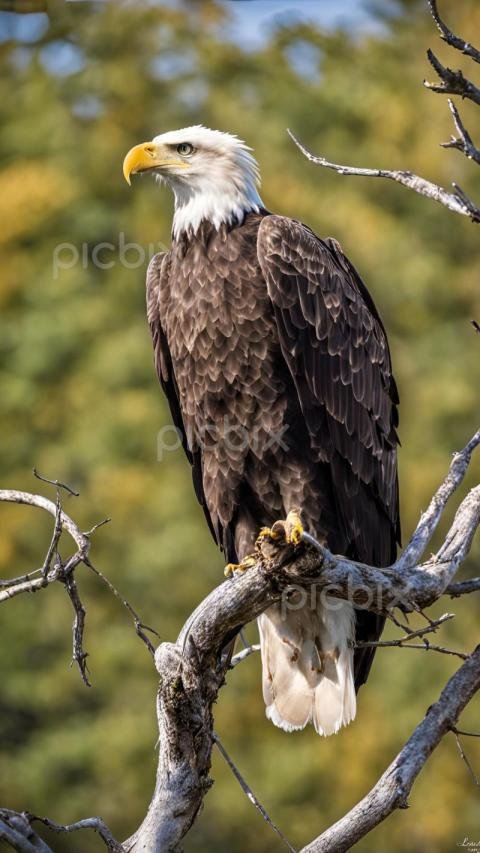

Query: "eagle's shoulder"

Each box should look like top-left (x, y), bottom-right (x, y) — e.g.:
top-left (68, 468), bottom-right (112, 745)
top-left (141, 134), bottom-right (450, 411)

top-left (258, 216), bottom-right (354, 290)
top-left (258, 214), bottom-right (346, 272)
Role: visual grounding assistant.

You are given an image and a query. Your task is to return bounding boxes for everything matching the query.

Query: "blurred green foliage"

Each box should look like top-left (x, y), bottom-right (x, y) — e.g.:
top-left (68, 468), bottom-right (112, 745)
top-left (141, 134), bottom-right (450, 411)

top-left (0, 1), bottom-right (479, 851)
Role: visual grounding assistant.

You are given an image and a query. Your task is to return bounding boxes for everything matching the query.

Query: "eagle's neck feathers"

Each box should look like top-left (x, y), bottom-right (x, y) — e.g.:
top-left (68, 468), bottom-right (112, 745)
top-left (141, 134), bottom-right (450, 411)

top-left (172, 187), bottom-right (263, 239)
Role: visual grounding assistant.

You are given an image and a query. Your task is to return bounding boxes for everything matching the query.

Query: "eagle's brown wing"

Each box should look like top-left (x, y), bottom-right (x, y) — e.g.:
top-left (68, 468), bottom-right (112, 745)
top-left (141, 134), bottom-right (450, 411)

top-left (146, 251), bottom-right (217, 542)
top-left (257, 215), bottom-right (400, 688)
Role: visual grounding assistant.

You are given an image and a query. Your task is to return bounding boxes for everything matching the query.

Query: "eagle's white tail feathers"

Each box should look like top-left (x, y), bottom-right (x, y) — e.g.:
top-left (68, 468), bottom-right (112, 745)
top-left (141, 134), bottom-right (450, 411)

top-left (258, 598), bottom-right (356, 736)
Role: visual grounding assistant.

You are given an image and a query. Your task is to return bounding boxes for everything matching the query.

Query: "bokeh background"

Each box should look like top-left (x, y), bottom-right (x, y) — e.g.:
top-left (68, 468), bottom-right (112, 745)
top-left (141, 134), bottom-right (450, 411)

top-left (0, 1), bottom-right (479, 851)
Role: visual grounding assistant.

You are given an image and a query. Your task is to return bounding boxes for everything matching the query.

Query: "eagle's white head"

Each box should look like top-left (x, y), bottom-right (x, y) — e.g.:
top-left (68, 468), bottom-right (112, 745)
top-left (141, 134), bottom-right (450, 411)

top-left (123, 125), bottom-right (264, 238)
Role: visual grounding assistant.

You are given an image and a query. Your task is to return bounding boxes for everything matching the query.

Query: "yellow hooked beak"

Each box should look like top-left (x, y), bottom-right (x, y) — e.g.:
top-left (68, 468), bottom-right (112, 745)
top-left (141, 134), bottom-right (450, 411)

top-left (122, 141), bottom-right (188, 185)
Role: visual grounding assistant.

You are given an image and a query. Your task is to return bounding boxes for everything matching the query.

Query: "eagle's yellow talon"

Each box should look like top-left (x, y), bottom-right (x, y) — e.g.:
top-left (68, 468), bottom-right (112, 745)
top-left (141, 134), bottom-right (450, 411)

top-left (286, 510), bottom-right (304, 545)
top-left (224, 555), bottom-right (257, 576)
top-left (255, 511), bottom-right (304, 550)
top-left (255, 525), bottom-right (284, 547)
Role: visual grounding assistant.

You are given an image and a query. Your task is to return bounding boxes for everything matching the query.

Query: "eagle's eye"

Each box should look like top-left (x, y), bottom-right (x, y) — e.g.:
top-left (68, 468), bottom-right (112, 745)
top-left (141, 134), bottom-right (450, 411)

top-left (176, 143), bottom-right (194, 156)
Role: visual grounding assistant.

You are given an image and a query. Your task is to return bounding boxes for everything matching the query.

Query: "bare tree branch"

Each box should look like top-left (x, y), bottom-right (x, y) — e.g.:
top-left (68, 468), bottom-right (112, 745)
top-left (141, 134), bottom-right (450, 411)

top-left (286, 130), bottom-right (480, 223)
top-left (447, 577), bottom-right (480, 597)
top-left (1, 428), bottom-right (479, 852)
top-left (231, 616), bottom-right (467, 664)
top-left (0, 809), bottom-right (123, 853)
top-left (0, 489), bottom-right (157, 661)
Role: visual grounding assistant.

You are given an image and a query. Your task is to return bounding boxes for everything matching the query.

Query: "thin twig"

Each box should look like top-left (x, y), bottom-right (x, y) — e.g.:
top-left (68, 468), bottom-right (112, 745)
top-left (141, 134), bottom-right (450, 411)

top-left (441, 99), bottom-right (480, 165)
top-left (356, 613), bottom-right (465, 658)
top-left (453, 731), bottom-right (480, 786)
top-left (64, 573), bottom-right (91, 687)
top-left (387, 610), bottom-right (413, 633)
top-left (33, 468), bottom-right (79, 497)
top-left (412, 605), bottom-right (433, 626)
top-left (212, 733), bottom-right (296, 853)
top-left (374, 612), bottom-right (453, 644)
top-left (230, 643), bottom-right (261, 668)
top-left (83, 517), bottom-right (111, 536)
top-left (452, 726), bottom-right (480, 737)
top-left (42, 493), bottom-right (63, 578)
top-left (424, 49), bottom-right (480, 106)
top-left (28, 813), bottom-right (123, 853)
top-left (239, 628), bottom-right (249, 649)
top-left (85, 557), bottom-right (159, 656)
top-left (0, 563), bottom-right (63, 602)
top-left (427, 0), bottom-right (480, 63)
top-left (357, 640), bottom-right (467, 660)
top-left (452, 726), bottom-right (480, 738)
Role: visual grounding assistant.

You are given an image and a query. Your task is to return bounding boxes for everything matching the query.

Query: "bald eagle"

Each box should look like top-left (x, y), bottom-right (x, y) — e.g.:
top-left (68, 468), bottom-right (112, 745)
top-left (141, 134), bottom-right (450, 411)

top-left (123, 126), bottom-right (400, 736)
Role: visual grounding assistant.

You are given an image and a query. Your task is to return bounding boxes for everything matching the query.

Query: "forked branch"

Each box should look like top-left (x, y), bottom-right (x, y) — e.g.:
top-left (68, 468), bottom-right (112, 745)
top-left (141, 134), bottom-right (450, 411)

top-left (441, 99), bottom-right (480, 165)
top-left (301, 644), bottom-right (480, 852)
top-left (0, 429), bottom-right (479, 853)
top-left (424, 48), bottom-right (480, 106)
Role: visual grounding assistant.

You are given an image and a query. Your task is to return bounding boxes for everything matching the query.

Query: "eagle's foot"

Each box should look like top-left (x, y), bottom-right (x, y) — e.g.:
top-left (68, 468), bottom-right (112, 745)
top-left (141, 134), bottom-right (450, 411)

top-left (226, 512), bottom-right (304, 575)
top-left (255, 509), bottom-right (304, 550)
top-left (224, 554), bottom-right (257, 577)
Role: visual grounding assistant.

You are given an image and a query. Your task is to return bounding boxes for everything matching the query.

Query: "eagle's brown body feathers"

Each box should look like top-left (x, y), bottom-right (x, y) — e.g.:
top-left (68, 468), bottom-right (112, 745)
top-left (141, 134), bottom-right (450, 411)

top-left (147, 210), bottom-right (400, 733)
